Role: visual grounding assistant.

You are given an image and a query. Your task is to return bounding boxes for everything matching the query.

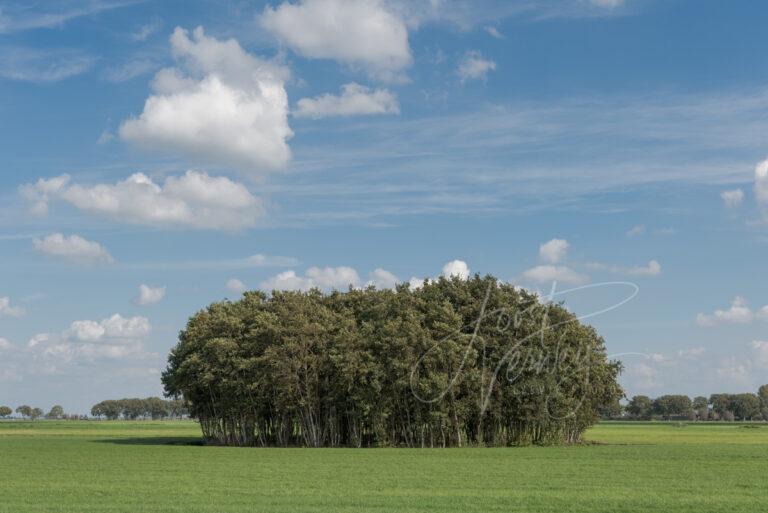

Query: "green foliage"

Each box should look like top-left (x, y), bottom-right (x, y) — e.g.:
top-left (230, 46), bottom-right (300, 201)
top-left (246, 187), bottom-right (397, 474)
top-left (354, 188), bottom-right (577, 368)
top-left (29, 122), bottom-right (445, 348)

top-left (626, 395), bottom-right (653, 419)
top-left (163, 275), bottom-right (623, 447)
top-left (652, 395), bottom-right (693, 420)
top-left (0, 406), bottom-right (11, 418)
top-left (91, 398), bottom-right (187, 420)
top-left (15, 405), bottom-right (32, 419)
top-left (46, 405), bottom-right (64, 419)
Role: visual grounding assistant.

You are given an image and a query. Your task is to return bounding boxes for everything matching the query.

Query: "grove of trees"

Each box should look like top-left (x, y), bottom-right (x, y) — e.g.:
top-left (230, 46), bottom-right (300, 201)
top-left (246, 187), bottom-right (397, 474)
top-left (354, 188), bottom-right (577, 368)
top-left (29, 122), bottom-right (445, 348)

top-left (0, 406), bottom-right (12, 418)
top-left (623, 390), bottom-right (768, 421)
top-left (162, 275), bottom-right (624, 447)
top-left (90, 397), bottom-right (188, 420)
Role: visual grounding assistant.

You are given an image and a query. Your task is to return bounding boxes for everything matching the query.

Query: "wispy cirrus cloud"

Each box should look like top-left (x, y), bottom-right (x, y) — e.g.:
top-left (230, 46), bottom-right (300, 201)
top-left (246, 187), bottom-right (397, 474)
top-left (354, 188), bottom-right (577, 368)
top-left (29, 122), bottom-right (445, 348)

top-left (0, 1), bottom-right (142, 34)
top-left (0, 47), bottom-right (94, 82)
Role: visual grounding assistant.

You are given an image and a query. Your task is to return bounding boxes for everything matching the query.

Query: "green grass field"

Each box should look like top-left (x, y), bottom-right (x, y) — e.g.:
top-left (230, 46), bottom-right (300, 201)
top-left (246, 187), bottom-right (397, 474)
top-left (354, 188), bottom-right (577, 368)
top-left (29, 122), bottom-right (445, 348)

top-left (1, 420), bottom-right (766, 512)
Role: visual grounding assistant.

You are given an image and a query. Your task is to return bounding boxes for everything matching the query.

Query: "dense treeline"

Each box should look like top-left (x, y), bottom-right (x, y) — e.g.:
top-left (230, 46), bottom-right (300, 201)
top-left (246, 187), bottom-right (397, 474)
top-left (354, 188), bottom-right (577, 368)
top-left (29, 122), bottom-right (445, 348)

top-left (90, 397), bottom-right (188, 420)
top-left (620, 386), bottom-right (768, 421)
top-left (162, 275), bottom-right (623, 447)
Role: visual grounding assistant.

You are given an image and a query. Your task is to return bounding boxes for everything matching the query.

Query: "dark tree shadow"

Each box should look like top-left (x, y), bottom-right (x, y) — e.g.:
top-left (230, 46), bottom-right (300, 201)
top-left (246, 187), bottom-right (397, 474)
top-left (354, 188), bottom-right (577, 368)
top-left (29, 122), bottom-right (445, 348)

top-left (94, 437), bottom-right (205, 446)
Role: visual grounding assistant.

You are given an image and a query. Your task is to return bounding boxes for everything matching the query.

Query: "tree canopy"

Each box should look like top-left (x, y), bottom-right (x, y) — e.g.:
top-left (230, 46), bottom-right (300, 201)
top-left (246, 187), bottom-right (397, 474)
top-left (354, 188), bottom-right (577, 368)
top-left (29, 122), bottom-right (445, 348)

top-left (163, 275), bottom-right (623, 447)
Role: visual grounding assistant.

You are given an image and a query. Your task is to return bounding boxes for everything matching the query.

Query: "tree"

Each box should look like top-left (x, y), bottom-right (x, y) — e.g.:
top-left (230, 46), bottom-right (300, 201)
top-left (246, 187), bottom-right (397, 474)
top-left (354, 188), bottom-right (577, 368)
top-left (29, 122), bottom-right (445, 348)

top-left (653, 395), bottom-right (692, 420)
top-left (0, 406), bottom-right (12, 418)
top-left (15, 405), bottom-right (32, 419)
top-left (626, 395), bottom-right (653, 420)
top-left (709, 393), bottom-right (733, 421)
top-left (758, 384), bottom-right (768, 421)
top-left (730, 393), bottom-right (761, 420)
top-left (30, 408), bottom-right (43, 420)
top-left (692, 396), bottom-right (709, 421)
top-left (46, 405), bottom-right (64, 419)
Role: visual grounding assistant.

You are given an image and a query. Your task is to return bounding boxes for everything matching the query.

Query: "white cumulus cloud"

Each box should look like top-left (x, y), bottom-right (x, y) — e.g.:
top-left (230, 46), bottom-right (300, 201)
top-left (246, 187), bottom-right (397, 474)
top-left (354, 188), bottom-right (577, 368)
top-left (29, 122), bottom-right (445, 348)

top-left (696, 296), bottom-right (768, 327)
top-left (294, 82), bottom-right (399, 119)
top-left (366, 268), bottom-right (401, 289)
top-left (457, 50), bottom-right (496, 82)
top-left (227, 278), bottom-right (247, 293)
top-left (33, 233), bottom-right (114, 264)
top-left (120, 26), bottom-right (292, 175)
top-left (21, 171), bottom-right (263, 231)
top-left (261, 0), bottom-right (412, 82)
top-left (66, 314), bottom-right (151, 342)
top-left (134, 285), bottom-right (166, 306)
top-left (441, 259), bottom-right (470, 280)
top-left (627, 259), bottom-right (662, 276)
top-left (0, 297), bottom-right (25, 318)
top-left (539, 238), bottom-right (569, 263)
top-left (0, 338), bottom-right (12, 350)
top-left (261, 266), bottom-right (361, 291)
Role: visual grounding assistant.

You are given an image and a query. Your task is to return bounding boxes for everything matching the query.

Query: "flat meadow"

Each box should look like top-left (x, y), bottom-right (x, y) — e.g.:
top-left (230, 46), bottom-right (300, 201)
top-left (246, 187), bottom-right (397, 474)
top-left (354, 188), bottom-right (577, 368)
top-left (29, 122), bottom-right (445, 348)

top-left (1, 420), bottom-right (766, 513)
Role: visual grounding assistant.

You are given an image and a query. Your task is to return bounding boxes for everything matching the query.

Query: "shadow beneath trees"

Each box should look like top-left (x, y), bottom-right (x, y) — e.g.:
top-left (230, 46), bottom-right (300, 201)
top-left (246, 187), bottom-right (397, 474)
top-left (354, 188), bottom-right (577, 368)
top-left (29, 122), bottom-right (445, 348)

top-left (94, 437), bottom-right (204, 446)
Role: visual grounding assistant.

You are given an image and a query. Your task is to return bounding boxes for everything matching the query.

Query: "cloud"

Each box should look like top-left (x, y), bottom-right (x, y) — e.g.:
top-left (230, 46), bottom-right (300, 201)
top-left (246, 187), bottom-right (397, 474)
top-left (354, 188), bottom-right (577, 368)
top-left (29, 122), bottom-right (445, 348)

top-left (366, 268), bottom-right (400, 289)
top-left (260, 0), bottom-right (412, 82)
top-left (261, 259), bottom-right (466, 292)
top-left (0, 1), bottom-right (140, 34)
top-left (407, 277), bottom-right (426, 289)
top-left (19, 174), bottom-right (71, 216)
top-left (120, 26), bottom-right (292, 175)
top-left (0, 338), bottom-right (12, 350)
top-left (27, 314), bottom-right (153, 363)
top-left (457, 50), bottom-right (496, 82)
top-left (627, 259), bottom-right (662, 276)
top-left (294, 82), bottom-right (399, 119)
top-left (539, 238), bottom-right (569, 263)
top-left (0, 47), bottom-right (93, 82)
top-left (103, 58), bottom-right (157, 83)
top-left (441, 259), bottom-right (470, 280)
top-left (405, 259), bottom-right (471, 289)
top-left (33, 233), bottom-right (114, 264)
top-left (28, 333), bottom-right (49, 348)
top-left (0, 297), bottom-right (25, 318)
top-left (626, 224), bottom-right (646, 237)
top-left (131, 19), bottom-right (162, 42)
top-left (134, 285), bottom-right (166, 306)
top-left (260, 266), bottom-right (361, 291)
top-left (226, 278), bottom-right (247, 293)
top-left (752, 341), bottom-right (768, 368)
top-left (66, 314), bottom-right (151, 342)
top-left (521, 265), bottom-right (589, 285)
top-left (720, 188), bottom-right (744, 208)
top-left (484, 26), bottom-right (504, 39)
top-left (755, 159), bottom-right (768, 207)
top-left (696, 296), bottom-right (768, 327)
top-left (22, 171), bottom-right (264, 231)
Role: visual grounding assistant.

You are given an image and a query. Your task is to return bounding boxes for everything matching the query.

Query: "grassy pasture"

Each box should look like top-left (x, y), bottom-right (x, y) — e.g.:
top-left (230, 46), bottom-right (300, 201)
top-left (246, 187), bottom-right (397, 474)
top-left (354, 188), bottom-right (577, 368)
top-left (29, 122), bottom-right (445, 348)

top-left (1, 420), bottom-right (766, 513)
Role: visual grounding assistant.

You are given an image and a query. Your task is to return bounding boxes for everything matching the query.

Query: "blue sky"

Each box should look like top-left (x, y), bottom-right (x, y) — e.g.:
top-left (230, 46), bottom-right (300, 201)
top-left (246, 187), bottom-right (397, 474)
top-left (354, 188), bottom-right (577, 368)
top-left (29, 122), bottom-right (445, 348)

top-left (1, 0), bottom-right (768, 413)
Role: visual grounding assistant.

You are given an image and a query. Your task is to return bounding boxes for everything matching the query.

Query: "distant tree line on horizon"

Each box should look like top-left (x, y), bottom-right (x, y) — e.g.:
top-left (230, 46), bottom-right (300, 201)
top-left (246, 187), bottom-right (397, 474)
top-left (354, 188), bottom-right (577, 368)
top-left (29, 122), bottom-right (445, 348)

top-left (602, 385), bottom-right (768, 421)
top-left (162, 276), bottom-right (623, 448)
top-left (0, 398), bottom-right (188, 421)
top-left (90, 397), bottom-right (189, 420)
top-left (0, 404), bottom-right (84, 420)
